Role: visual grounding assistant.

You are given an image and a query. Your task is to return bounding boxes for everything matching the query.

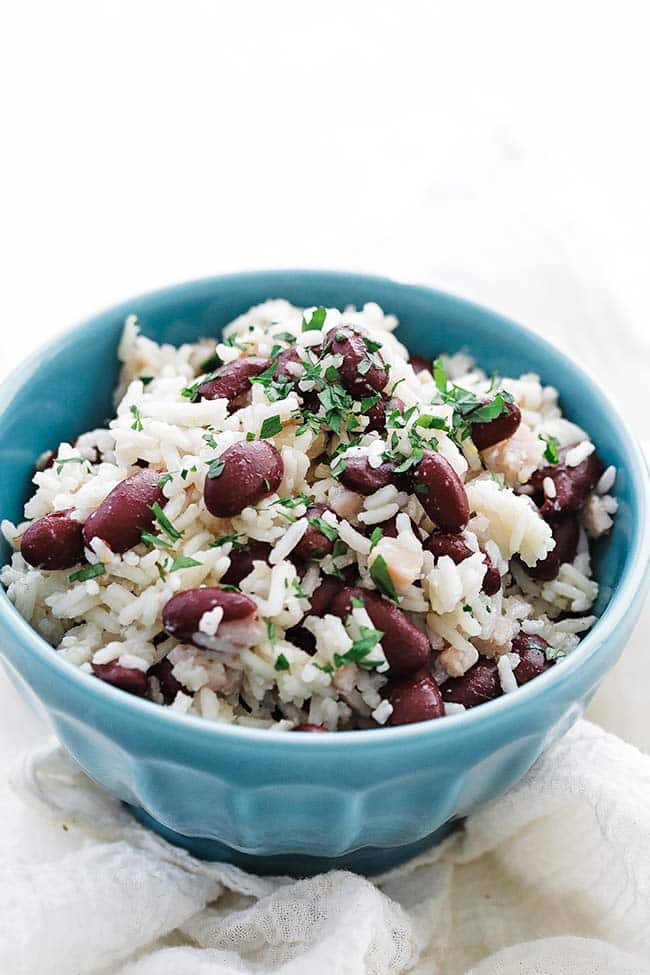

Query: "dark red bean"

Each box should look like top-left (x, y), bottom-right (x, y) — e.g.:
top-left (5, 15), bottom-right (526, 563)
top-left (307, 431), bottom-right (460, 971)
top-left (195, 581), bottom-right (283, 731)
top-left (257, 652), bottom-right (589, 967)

top-left (339, 457), bottom-right (404, 496)
top-left (441, 658), bottom-right (501, 709)
top-left (409, 354), bottom-right (432, 376)
top-left (365, 395), bottom-right (405, 434)
top-left (275, 347), bottom-right (303, 381)
top-left (92, 661), bottom-right (149, 697)
top-left (376, 514), bottom-right (418, 539)
top-left (326, 326), bottom-right (388, 398)
top-left (382, 668), bottom-right (444, 725)
top-left (162, 587), bottom-right (258, 644)
top-left (21, 509), bottom-right (85, 570)
top-left (148, 657), bottom-right (188, 704)
top-left (526, 515), bottom-right (580, 581)
top-left (204, 440), bottom-right (284, 517)
top-left (330, 587), bottom-right (431, 676)
top-left (83, 469), bottom-right (164, 553)
top-left (293, 504), bottom-right (335, 561)
top-left (292, 724), bottom-right (329, 732)
top-left (511, 632), bottom-right (553, 685)
top-left (308, 575), bottom-right (346, 616)
top-left (197, 357), bottom-right (271, 410)
top-left (285, 625), bottom-right (317, 655)
top-left (221, 540), bottom-right (272, 586)
top-left (423, 531), bottom-right (501, 596)
top-left (531, 446), bottom-right (603, 520)
top-left (409, 450), bottom-right (469, 532)
top-left (471, 401), bottom-right (522, 451)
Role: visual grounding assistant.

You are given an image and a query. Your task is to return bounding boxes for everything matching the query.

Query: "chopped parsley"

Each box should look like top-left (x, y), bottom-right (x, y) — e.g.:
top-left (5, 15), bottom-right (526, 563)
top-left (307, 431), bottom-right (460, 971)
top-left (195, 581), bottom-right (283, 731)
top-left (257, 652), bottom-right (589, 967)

top-left (208, 458), bottom-right (225, 479)
top-left (169, 556), bottom-right (202, 572)
top-left (370, 554), bottom-right (398, 601)
top-left (209, 532), bottom-right (245, 549)
top-left (314, 662), bottom-right (334, 674)
top-left (266, 621), bottom-right (276, 646)
top-left (351, 595), bottom-right (365, 609)
top-left (55, 457), bottom-right (86, 475)
top-left (129, 404), bottom-right (144, 432)
top-left (274, 653), bottom-right (291, 672)
top-left (539, 433), bottom-right (560, 465)
top-left (369, 527), bottom-right (383, 549)
top-left (334, 626), bottom-right (384, 668)
top-left (544, 645), bottom-right (566, 661)
top-left (308, 516), bottom-right (338, 543)
top-left (150, 502), bottom-right (183, 541)
top-left (430, 357), bottom-right (514, 445)
top-left (332, 538), bottom-right (348, 559)
top-left (292, 578), bottom-right (307, 598)
top-left (69, 563), bottom-right (106, 583)
top-left (260, 414), bottom-right (283, 439)
top-left (203, 431), bottom-right (219, 449)
top-left (301, 306), bottom-right (327, 332)
top-left (158, 472), bottom-right (173, 489)
top-left (141, 531), bottom-right (173, 549)
top-left (139, 375), bottom-right (154, 386)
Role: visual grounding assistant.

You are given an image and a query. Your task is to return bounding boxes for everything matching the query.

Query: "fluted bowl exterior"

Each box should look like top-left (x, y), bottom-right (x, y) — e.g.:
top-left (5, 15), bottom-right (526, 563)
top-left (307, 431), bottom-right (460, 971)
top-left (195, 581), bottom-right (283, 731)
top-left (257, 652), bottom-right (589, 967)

top-left (0, 271), bottom-right (648, 875)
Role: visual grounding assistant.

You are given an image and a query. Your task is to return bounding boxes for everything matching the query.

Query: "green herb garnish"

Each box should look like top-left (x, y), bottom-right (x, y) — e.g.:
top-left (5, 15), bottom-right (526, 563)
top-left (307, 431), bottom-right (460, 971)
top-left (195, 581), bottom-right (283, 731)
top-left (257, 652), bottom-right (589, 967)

top-left (141, 531), bottom-right (173, 549)
top-left (539, 433), bottom-right (560, 465)
top-left (370, 554), bottom-right (398, 600)
top-left (308, 516), bottom-right (338, 543)
top-left (274, 653), bottom-right (291, 672)
top-left (334, 626), bottom-right (384, 667)
top-left (69, 563), bottom-right (106, 583)
top-left (260, 414), bottom-right (283, 439)
top-left (150, 502), bottom-right (183, 541)
top-left (129, 404), bottom-right (143, 431)
top-left (158, 472), bottom-right (173, 489)
top-left (208, 458), bottom-right (225, 479)
top-left (169, 556), bottom-right (202, 572)
top-left (55, 457), bottom-right (86, 475)
top-left (301, 306), bottom-right (327, 332)
top-left (369, 527), bottom-right (383, 549)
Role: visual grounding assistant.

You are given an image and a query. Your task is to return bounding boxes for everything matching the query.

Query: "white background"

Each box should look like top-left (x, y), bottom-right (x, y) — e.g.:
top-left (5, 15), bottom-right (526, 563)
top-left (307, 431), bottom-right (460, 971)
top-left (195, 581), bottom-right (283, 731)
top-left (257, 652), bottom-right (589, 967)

top-left (0, 2), bottom-right (648, 750)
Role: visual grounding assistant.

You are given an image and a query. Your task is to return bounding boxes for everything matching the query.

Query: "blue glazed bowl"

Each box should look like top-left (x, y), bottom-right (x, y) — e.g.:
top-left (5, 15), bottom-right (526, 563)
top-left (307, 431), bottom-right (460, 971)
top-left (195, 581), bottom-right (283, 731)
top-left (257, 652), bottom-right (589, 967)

top-left (0, 271), bottom-right (648, 876)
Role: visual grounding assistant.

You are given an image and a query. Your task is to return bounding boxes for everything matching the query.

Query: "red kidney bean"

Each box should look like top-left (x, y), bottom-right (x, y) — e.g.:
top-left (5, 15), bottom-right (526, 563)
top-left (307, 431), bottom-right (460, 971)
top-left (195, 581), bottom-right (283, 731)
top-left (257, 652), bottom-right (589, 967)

top-left (20, 509), bottom-right (85, 570)
top-left (365, 395), bottom-right (405, 434)
top-left (92, 661), bottom-right (149, 697)
top-left (409, 450), bottom-right (469, 532)
top-left (162, 586), bottom-right (258, 644)
top-left (531, 446), bottom-right (603, 520)
top-left (382, 668), bottom-right (444, 725)
top-left (285, 625), bottom-right (317, 655)
top-left (308, 575), bottom-right (347, 616)
top-left (330, 586), bottom-right (431, 676)
top-left (275, 347), bottom-right (303, 381)
top-left (470, 401), bottom-right (522, 451)
top-left (293, 504), bottom-right (335, 561)
top-left (409, 354), bottom-right (432, 376)
top-left (326, 326), bottom-right (388, 398)
top-left (511, 632), bottom-right (553, 685)
top-left (376, 513), bottom-right (418, 539)
top-left (197, 357), bottom-right (271, 410)
top-left (204, 440), bottom-right (284, 517)
top-left (221, 540), bottom-right (272, 586)
top-left (292, 723), bottom-right (329, 732)
top-left (423, 531), bottom-right (501, 596)
top-left (526, 515), bottom-right (580, 581)
top-left (441, 658), bottom-right (501, 709)
top-left (339, 457), bottom-right (405, 495)
top-left (83, 469), bottom-right (164, 553)
top-left (148, 657), bottom-right (188, 704)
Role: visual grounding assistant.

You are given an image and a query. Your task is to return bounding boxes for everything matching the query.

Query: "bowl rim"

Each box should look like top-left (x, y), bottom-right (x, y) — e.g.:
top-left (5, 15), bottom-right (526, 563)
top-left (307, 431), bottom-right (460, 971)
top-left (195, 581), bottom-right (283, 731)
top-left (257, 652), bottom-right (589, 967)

top-left (0, 268), bottom-right (648, 749)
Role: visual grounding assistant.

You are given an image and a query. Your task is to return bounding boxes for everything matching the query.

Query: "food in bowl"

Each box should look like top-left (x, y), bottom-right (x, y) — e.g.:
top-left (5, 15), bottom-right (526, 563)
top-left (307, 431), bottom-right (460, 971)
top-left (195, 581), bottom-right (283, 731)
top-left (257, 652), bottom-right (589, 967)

top-left (1, 300), bottom-right (618, 730)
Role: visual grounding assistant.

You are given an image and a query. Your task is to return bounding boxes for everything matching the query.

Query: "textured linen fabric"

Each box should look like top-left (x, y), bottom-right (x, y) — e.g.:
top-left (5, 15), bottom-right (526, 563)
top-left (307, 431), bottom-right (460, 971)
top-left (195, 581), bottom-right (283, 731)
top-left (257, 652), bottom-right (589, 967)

top-left (0, 719), bottom-right (649, 975)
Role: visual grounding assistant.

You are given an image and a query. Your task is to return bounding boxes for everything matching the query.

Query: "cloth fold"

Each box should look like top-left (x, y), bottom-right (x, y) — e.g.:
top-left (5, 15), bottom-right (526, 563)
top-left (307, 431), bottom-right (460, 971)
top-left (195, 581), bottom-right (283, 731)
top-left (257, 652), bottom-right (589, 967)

top-left (1, 720), bottom-right (649, 975)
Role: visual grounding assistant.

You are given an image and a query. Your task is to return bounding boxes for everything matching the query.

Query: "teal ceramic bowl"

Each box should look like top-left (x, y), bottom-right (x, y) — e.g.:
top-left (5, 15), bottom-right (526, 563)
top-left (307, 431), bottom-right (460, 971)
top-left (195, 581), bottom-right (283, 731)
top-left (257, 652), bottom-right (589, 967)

top-left (0, 271), bottom-right (648, 876)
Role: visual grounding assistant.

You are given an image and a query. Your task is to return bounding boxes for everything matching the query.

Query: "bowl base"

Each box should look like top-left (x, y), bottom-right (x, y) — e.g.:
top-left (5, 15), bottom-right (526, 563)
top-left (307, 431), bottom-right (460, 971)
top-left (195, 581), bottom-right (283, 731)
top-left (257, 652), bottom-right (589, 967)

top-left (126, 804), bottom-right (459, 877)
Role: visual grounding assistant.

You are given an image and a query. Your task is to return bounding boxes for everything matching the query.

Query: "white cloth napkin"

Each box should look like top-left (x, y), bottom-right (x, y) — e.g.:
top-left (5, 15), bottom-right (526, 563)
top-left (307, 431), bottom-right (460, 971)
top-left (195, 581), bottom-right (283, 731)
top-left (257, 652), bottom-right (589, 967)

top-left (1, 719), bottom-right (648, 975)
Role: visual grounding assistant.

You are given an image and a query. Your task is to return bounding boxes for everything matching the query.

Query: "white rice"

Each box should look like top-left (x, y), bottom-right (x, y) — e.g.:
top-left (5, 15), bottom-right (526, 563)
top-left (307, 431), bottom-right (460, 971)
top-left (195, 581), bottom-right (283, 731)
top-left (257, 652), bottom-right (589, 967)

top-left (0, 299), bottom-right (616, 730)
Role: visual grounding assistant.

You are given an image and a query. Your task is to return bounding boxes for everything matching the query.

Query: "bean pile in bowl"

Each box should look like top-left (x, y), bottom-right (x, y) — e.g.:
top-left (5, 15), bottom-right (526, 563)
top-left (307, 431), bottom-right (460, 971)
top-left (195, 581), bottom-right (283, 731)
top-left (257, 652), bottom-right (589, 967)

top-left (1, 300), bottom-right (617, 731)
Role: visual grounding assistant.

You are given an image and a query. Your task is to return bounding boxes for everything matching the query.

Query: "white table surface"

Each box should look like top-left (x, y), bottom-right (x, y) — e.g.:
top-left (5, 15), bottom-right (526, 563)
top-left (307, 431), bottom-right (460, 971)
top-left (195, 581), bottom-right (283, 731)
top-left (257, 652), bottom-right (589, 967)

top-left (1, 1), bottom-right (649, 766)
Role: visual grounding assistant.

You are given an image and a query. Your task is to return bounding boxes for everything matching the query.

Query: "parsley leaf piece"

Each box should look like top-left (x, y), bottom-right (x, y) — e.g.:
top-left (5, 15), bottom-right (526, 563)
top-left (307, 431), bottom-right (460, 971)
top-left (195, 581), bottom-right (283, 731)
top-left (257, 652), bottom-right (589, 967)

top-left (130, 404), bottom-right (144, 432)
top-left (55, 457), bottom-right (86, 475)
top-left (350, 595), bottom-right (365, 609)
top-left (544, 645), bottom-right (566, 661)
top-left (69, 563), bottom-right (106, 584)
top-left (209, 532), bottom-right (244, 548)
top-left (334, 625), bottom-right (384, 667)
top-left (140, 531), bottom-right (173, 549)
top-left (208, 458), bottom-right (225, 479)
top-left (314, 662), bottom-right (334, 674)
top-left (150, 502), bottom-right (183, 541)
top-left (169, 556), bottom-right (202, 572)
top-left (332, 538), bottom-right (348, 559)
top-left (301, 306), bottom-right (327, 332)
top-left (203, 431), bottom-right (219, 449)
top-left (292, 578), bottom-right (307, 598)
top-left (260, 415), bottom-right (283, 439)
top-left (139, 375), bottom-right (154, 386)
top-left (539, 433), bottom-right (560, 465)
top-left (267, 621), bottom-right (276, 647)
top-left (308, 516), bottom-right (338, 542)
top-left (158, 472), bottom-right (173, 489)
top-left (415, 414), bottom-right (448, 431)
top-left (433, 357), bottom-right (447, 393)
top-left (274, 653), bottom-right (291, 672)
top-left (369, 527), bottom-right (383, 549)
top-left (370, 554), bottom-right (398, 600)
